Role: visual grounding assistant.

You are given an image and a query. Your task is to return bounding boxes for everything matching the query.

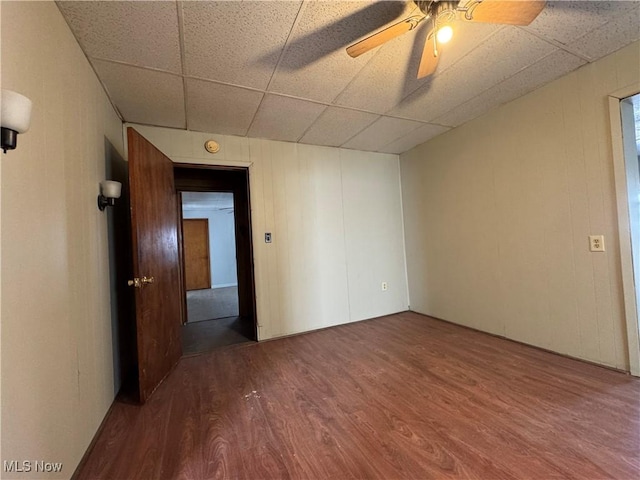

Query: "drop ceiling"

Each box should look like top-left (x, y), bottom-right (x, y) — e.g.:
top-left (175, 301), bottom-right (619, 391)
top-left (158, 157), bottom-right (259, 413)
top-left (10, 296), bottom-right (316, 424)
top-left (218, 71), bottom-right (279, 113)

top-left (57, 1), bottom-right (640, 155)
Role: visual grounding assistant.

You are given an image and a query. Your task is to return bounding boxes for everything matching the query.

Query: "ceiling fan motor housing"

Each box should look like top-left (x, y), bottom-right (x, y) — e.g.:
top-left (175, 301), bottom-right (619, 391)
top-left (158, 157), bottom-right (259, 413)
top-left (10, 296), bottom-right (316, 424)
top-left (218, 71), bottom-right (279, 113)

top-left (349, 0), bottom-right (547, 80)
top-left (416, 0), bottom-right (460, 21)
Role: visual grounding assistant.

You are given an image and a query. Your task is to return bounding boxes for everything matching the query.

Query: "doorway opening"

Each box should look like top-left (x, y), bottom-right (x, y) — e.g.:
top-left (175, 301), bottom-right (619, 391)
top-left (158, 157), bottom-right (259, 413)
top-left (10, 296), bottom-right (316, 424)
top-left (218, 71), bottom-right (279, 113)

top-left (613, 91), bottom-right (640, 376)
top-left (182, 192), bottom-right (239, 320)
top-left (175, 165), bottom-right (257, 355)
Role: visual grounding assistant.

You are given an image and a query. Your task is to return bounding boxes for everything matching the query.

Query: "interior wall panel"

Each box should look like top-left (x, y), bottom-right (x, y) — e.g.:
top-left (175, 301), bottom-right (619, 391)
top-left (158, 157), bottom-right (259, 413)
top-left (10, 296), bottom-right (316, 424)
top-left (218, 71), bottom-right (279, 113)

top-left (400, 41), bottom-right (640, 371)
top-left (1, 2), bottom-right (124, 478)
top-left (341, 150), bottom-right (410, 322)
top-left (127, 124), bottom-right (409, 341)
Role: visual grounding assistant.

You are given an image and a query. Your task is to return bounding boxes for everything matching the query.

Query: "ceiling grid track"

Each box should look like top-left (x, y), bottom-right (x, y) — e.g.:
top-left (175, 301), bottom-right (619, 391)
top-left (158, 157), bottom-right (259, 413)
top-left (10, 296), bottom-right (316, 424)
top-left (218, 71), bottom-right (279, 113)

top-left (329, 114), bottom-right (381, 149)
top-left (82, 57), bottom-right (184, 78)
top-left (247, 0), bottom-right (309, 137)
top-left (264, 0), bottom-right (308, 93)
top-left (381, 25), bottom-right (509, 116)
top-left (55, 0), bottom-right (640, 154)
top-left (55, 3), bottom-right (125, 122)
top-left (329, 4), bottom-right (423, 108)
top-left (294, 105), bottom-right (331, 143)
top-left (176, 0), bottom-right (190, 130)
top-left (516, 25), bottom-right (592, 61)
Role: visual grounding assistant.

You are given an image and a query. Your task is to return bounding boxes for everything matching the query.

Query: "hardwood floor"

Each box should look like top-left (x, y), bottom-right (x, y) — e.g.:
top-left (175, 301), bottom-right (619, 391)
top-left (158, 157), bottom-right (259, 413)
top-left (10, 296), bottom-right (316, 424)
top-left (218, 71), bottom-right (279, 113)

top-left (75, 312), bottom-right (640, 479)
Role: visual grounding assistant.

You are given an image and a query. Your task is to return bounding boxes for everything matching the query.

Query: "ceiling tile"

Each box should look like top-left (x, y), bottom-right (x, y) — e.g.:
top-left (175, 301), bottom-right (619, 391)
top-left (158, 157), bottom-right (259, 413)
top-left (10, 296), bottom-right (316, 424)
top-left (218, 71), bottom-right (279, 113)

top-left (299, 107), bottom-right (379, 147)
top-left (93, 60), bottom-right (185, 128)
top-left (565, 3), bottom-right (640, 61)
top-left (342, 116), bottom-right (423, 151)
top-left (186, 79), bottom-right (263, 136)
top-left (336, 21), bottom-right (502, 114)
top-left (268, 1), bottom-right (414, 103)
top-left (434, 49), bottom-right (586, 127)
top-left (378, 123), bottom-right (450, 154)
top-left (181, 1), bottom-right (302, 90)
top-left (334, 24), bottom-right (426, 114)
top-left (524, 0), bottom-right (637, 46)
top-left (248, 94), bottom-right (326, 142)
top-left (56, 0), bottom-right (640, 153)
top-left (388, 26), bottom-right (556, 122)
top-left (57, 1), bottom-right (181, 73)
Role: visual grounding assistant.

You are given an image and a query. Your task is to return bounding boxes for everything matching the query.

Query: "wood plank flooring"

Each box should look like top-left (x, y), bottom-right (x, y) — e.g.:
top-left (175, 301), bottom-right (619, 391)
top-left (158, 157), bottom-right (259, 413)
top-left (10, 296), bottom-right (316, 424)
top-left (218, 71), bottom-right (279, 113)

top-left (75, 312), bottom-right (640, 479)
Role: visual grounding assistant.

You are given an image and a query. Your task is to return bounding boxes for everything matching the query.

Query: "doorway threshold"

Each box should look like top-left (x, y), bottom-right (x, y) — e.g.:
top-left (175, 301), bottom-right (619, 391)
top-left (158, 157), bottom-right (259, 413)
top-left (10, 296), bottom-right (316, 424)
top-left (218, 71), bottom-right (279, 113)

top-left (182, 316), bottom-right (254, 356)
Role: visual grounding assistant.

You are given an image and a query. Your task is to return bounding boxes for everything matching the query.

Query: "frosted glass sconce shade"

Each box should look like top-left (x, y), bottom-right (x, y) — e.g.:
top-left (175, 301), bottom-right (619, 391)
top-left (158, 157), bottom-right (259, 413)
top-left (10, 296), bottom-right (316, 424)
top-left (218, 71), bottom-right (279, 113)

top-left (101, 180), bottom-right (122, 198)
top-left (98, 180), bottom-right (122, 211)
top-left (1, 89), bottom-right (33, 153)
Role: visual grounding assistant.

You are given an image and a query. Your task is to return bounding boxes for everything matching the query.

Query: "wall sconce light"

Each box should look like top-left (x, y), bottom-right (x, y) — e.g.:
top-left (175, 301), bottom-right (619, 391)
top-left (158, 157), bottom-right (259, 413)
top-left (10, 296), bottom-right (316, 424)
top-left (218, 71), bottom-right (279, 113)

top-left (98, 180), bottom-right (122, 211)
top-left (1, 89), bottom-right (33, 154)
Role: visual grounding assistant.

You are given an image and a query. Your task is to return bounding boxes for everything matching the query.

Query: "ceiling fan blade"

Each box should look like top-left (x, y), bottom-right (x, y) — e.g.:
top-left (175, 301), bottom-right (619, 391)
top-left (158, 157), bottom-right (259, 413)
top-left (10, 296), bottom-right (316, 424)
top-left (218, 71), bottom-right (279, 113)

top-left (417, 31), bottom-right (439, 79)
top-left (465, 0), bottom-right (546, 26)
top-left (346, 15), bottom-right (424, 58)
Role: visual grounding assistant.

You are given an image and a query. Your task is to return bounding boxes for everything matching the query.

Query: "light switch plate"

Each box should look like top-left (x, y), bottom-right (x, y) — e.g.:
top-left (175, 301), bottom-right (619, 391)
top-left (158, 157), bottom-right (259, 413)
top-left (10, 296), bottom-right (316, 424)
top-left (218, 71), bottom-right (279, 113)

top-left (589, 235), bottom-right (605, 252)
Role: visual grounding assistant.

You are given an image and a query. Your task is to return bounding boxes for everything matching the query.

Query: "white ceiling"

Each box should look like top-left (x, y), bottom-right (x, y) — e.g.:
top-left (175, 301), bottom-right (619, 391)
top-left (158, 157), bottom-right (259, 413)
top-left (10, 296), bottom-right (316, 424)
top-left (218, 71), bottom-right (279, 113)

top-left (57, 1), bottom-right (640, 155)
top-left (182, 191), bottom-right (234, 210)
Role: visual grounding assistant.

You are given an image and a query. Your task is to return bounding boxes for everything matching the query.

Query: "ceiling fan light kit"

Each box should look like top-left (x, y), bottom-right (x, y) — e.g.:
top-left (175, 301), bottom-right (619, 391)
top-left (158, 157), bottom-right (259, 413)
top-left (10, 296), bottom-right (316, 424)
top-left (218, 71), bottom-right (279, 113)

top-left (346, 0), bottom-right (546, 79)
top-left (432, 0), bottom-right (457, 43)
top-left (436, 24), bottom-right (454, 44)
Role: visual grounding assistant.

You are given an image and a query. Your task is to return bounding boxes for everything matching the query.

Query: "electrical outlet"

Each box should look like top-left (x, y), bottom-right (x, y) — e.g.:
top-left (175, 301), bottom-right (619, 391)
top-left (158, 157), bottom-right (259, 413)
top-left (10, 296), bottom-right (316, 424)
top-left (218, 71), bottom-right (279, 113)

top-left (381, 282), bottom-right (388, 291)
top-left (589, 235), bottom-right (605, 252)
top-left (265, 232), bottom-right (272, 243)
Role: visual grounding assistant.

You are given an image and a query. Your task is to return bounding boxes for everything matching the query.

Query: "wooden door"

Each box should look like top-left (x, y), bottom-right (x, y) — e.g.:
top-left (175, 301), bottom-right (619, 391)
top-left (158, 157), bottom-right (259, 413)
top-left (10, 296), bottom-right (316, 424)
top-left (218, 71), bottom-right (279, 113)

top-left (183, 219), bottom-right (211, 290)
top-left (128, 127), bottom-right (182, 403)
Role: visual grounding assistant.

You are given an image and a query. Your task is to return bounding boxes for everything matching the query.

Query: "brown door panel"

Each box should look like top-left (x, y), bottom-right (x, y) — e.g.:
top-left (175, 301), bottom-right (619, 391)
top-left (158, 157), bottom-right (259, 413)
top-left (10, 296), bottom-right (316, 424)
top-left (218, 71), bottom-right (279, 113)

top-left (183, 219), bottom-right (211, 290)
top-left (128, 127), bottom-right (182, 402)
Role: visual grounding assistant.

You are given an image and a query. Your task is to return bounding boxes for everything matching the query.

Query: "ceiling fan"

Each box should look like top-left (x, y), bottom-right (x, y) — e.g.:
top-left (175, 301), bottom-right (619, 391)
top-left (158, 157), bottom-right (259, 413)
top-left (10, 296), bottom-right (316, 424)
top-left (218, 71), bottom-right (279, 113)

top-left (346, 0), bottom-right (546, 79)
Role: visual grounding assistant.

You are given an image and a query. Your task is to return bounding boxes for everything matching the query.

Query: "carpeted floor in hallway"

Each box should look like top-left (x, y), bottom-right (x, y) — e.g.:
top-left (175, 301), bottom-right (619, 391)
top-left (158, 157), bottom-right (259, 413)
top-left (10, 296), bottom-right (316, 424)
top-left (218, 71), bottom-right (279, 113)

top-left (186, 286), bottom-right (239, 322)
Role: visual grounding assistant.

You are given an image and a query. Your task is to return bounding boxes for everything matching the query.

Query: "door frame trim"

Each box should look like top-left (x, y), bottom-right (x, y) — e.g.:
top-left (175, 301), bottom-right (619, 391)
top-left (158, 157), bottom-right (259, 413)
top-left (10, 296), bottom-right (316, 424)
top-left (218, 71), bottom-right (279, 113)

top-left (174, 164), bottom-right (258, 342)
top-left (609, 82), bottom-right (640, 376)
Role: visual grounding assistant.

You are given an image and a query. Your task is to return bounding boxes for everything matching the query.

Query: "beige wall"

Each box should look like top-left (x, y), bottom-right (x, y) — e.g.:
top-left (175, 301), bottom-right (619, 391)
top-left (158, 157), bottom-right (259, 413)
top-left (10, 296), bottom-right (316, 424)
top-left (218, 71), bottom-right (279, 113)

top-left (401, 41), bottom-right (640, 371)
top-left (1, 2), bottom-right (123, 478)
top-left (127, 124), bottom-right (409, 340)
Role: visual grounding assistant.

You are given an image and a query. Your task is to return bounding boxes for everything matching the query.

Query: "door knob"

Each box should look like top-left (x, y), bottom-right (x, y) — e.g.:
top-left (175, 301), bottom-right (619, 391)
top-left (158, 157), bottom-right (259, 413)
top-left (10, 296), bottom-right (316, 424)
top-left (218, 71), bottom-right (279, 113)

top-left (128, 276), bottom-right (155, 288)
